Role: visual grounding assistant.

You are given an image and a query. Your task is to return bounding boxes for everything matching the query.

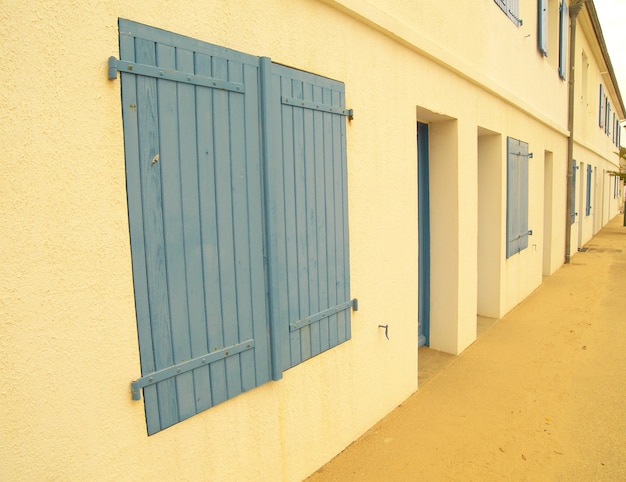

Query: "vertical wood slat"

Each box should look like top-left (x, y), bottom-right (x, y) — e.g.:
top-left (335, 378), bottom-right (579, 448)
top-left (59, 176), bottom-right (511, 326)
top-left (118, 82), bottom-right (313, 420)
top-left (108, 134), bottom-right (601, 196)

top-left (176, 47), bottom-right (212, 414)
top-left (155, 41), bottom-right (196, 424)
top-left (133, 37), bottom-right (179, 433)
top-left (303, 81), bottom-right (319, 361)
top-left (120, 33), bottom-right (162, 435)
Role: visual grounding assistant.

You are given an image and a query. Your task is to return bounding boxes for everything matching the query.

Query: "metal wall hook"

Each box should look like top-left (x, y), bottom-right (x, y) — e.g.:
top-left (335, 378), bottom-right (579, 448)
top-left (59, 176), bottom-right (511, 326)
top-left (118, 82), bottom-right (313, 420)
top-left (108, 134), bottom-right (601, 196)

top-left (378, 324), bottom-right (389, 340)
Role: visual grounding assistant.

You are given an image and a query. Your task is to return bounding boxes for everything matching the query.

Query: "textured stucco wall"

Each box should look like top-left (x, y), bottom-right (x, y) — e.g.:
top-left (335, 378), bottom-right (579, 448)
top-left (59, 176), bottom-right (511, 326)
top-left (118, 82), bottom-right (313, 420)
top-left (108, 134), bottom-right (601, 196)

top-left (1, 0), bottom-right (621, 480)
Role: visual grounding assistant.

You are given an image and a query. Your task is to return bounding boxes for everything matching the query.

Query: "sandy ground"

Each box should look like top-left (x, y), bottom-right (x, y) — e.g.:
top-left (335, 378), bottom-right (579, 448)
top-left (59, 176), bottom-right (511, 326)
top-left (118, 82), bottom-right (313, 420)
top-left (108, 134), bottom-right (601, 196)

top-left (307, 215), bottom-right (626, 481)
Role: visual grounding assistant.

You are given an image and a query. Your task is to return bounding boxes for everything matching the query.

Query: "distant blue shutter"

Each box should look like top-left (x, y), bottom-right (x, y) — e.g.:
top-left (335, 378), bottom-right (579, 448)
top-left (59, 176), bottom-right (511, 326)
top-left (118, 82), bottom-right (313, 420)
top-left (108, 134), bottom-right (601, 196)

top-left (585, 164), bottom-right (592, 216)
top-left (606, 101), bottom-right (611, 135)
top-left (538, 0), bottom-right (548, 56)
top-left (494, 0), bottom-right (507, 13)
top-left (613, 113), bottom-right (617, 143)
top-left (494, 0), bottom-right (521, 26)
top-left (265, 63), bottom-right (352, 370)
top-left (570, 161), bottom-right (577, 224)
top-left (558, 1), bottom-right (568, 80)
top-left (599, 85), bottom-right (605, 127)
top-left (508, 0), bottom-right (521, 26)
top-left (119, 19), bottom-right (271, 435)
top-left (614, 176), bottom-right (618, 199)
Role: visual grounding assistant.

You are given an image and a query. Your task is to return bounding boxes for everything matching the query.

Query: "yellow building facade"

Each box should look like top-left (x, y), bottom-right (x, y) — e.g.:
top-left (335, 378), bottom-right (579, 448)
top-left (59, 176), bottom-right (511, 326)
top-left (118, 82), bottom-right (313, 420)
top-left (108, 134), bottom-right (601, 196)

top-left (1, 1), bottom-right (623, 480)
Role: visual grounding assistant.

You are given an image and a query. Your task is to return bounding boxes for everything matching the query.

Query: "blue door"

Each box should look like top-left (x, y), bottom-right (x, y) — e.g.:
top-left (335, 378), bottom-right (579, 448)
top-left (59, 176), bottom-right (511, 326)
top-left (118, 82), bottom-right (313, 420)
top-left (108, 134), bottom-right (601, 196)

top-left (417, 122), bottom-right (430, 347)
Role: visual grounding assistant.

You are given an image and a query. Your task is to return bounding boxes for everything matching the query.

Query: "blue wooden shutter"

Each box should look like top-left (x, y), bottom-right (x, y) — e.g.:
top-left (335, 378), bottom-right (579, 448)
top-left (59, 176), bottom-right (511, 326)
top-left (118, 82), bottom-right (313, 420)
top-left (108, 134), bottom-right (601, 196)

top-left (538, 0), bottom-right (548, 56)
top-left (265, 63), bottom-right (352, 371)
top-left (119, 19), bottom-right (271, 435)
top-left (494, 0), bottom-right (522, 26)
top-left (585, 164), bottom-right (592, 216)
top-left (518, 141), bottom-right (529, 252)
top-left (606, 101), bottom-right (611, 135)
top-left (506, 137), bottom-right (529, 258)
top-left (558, 0), bottom-right (568, 80)
top-left (570, 161), bottom-right (577, 224)
top-left (613, 113), bottom-right (617, 143)
top-left (506, 138), bottom-right (520, 258)
top-left (599, 85), bottom-right (605, 127)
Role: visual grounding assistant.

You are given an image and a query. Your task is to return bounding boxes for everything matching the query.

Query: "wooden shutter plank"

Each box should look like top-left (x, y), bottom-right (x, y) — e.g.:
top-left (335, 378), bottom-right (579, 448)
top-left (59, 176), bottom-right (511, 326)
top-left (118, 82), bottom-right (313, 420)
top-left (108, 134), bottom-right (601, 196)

top-left (279, 77), bottom-right (302, 368)
top-left (174, 47), bottom-right (213, 414)
top-left (154, 41), bottom-right (198, 423)
top-left (291, 78), bottom-right (307, 367)
top-left (212, 56), bottom-right (243, 402)
top-left (313, 84), bottom-right (330, 356)
top-left (133, 38), bottom-right (179, 432)
top-left (194, 52), bottom-right (226, 408)
top-left (322, 89), bottom-right (338, 349)
top-left (120, 34), bottom-right (165, 434)
top-left (229, 59), bottom-right (256, 393)
top-left (303, 81), bottom-right (321, 360)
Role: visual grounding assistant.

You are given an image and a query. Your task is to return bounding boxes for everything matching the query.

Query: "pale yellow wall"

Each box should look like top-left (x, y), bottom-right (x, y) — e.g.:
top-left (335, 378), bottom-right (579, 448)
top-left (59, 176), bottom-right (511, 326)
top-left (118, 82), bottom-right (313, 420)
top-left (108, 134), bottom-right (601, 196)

top-left (2, 2), bottom-right (419, 480)
top-left (2, 0), bottom-right (622, 480)
top-left (568, 7), bottom-right (624, 255)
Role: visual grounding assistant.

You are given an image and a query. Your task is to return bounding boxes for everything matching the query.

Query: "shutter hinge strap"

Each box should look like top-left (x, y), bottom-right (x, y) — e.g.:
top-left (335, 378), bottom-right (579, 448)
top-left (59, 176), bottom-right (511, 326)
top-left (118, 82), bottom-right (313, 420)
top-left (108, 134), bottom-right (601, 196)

top-left (131, 339), bottom-right (255, 401)
top-left (282, 96), bottom-right (353, 118)
top-left (107, 56), bottom-right (245, 93)
top-left (289, 298), bottom-right (358, 332)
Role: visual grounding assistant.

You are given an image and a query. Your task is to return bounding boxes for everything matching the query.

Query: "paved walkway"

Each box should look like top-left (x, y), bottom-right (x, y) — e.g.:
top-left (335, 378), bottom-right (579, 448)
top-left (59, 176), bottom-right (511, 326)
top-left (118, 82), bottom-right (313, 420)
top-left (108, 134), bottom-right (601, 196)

top-left (307, 215), bottom-right (626, 481)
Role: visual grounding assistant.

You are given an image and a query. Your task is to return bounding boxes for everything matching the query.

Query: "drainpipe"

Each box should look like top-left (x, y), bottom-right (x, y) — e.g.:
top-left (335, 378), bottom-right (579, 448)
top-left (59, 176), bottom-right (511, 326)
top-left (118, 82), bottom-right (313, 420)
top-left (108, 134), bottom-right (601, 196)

top-left (565, 0), bottom-right (586, 263)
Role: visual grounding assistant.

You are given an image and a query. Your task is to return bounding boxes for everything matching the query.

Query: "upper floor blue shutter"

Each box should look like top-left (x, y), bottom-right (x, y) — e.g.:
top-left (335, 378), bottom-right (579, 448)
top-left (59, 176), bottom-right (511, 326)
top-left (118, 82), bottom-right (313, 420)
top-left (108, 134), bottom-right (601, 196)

top-left (265, 63), bottom-right (352, 371)
top-left (570, 161), bottom-right (577, 224)
top-left (506, 137), bottom-right (529, 258)
top-left (538, 0), bottom-right (548, 56)
top-left (606, 101), bottom-right (611, 135)
top-left (613, 113), bottom-right (617, 143)
top-left (494, 0), bottom-right (522, 26)
top-left (119, 19), bottom-right (271, 435)
top-left (585, 164), bottom-right (592, 216)
top-left (558, 0), bottom-right (568, 80)
top-left (599, 85), bottom-right (605, 127)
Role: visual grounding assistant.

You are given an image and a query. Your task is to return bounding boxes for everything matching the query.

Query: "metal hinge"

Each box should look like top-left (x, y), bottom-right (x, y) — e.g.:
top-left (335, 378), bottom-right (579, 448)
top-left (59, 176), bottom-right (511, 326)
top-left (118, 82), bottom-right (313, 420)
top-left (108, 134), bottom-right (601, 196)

top-left (281, 96), bottom-right (354, 119)
top-left (131, 339), bottom-right (255, 400)
top-left (107, 57), bottom-right (245, 94)
top-left (289, 298), bottom-right (358, 332)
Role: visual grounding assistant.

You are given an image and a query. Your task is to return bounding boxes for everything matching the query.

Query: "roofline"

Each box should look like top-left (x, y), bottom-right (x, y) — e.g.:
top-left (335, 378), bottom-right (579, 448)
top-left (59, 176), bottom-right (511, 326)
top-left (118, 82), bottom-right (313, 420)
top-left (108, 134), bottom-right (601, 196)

top-left (585, 0), bottom-right (626, 119)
